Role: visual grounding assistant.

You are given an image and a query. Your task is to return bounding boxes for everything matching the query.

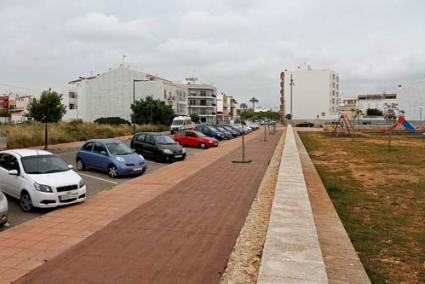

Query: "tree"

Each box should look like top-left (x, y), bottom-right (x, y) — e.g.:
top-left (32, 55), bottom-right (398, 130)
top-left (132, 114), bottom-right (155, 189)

top-left (249, 97), bottom-right (259, 110)
top-left (131, 96), bottom-right (175, 125)
top-left (27, 89), bottom-right (66, 150)
top-left (240, 103), bottom-right (248, 110)
top-left (27, 89), bottom-right (66, 122)
top-left (366, 108), bottom-right (383, 117)
top-left (190, 113), bottom-right (200, 123)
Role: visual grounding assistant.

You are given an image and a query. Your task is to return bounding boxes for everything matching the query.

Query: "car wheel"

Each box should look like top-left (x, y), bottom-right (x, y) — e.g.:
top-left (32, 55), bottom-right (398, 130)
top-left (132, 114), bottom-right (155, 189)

top-left (76, 158), bottom-right (85, 171)
top-left (200, 142), bottom-right (207, 149)
top-left (108, 165), bottom-right (118, 178)
top-left (20, 191), bottom-right (33, 212)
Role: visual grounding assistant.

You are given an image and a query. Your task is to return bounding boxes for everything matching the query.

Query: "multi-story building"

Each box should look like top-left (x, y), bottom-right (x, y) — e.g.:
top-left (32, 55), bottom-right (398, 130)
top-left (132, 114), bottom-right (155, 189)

top-left (63, 64), bottom-right (188, 121)
top-left (279, 71), bottom-right (285, 123)
top-left (216, 93), bottom-right (229, 124)
top-left (184, 78), bottom-right (217, 124)
top-left (283, 66), bottom-right (340, 119)
top-left (337, 97), bottom-right (358, 115)
top-left (357, 93), bottom-right (397, 115)
top-left (0, 93), bottom-right (32, 122)
top-left (397, 80), bottom-right (424, 121)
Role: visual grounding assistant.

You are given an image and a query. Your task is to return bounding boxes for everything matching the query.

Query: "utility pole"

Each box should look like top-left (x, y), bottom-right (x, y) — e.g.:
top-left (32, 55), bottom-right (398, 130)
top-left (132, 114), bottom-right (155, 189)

top-left (290, 73), bottom-right (294, 124)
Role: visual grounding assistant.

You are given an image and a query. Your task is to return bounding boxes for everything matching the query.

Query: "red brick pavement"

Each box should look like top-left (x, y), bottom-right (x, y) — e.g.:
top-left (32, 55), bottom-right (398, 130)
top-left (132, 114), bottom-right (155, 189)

top-left (15, 130), bottom-right (282, 284)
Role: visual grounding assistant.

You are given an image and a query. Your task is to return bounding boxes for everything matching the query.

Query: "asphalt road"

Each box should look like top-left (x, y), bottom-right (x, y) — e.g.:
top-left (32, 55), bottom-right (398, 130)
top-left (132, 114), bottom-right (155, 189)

top-left (0, 143), bottom-right (202, 232)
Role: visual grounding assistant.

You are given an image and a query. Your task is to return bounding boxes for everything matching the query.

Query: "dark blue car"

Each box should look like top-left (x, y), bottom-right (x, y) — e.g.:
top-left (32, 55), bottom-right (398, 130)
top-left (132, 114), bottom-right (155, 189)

top-left (195, 124), bottom-right (225, 140)
top-left (76, 139), bottom-right (147, 178)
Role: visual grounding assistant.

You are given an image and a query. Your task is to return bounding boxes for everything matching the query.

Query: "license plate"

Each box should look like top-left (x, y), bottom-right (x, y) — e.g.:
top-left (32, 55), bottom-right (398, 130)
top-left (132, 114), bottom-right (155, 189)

top-left (60, 192), bottom-right (78, 201)
top-left (133, 167), bottom-right (143, 171)
top-left (175, 155), bottom-right (182, 158)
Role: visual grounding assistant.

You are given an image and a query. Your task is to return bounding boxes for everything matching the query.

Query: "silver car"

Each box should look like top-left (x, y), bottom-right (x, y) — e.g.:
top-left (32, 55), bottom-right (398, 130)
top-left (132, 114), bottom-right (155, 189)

top-left (0, 191), bottom-right (8, 226)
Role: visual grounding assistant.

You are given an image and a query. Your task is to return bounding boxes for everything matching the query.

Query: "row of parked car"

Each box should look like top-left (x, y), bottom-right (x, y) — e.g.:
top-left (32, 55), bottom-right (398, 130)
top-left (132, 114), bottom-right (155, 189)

top-left (0, 122), bottom-right (262, 225)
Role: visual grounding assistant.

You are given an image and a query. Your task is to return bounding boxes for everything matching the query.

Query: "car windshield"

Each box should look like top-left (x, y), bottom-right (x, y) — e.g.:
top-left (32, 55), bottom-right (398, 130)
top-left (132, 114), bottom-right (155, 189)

top-left (173, 120), bottom-right (183, 125)
top-left (106, 142), bottom-right (133, 155)
top-left (155, 135), bottom-right (176, 145)
top-left (207, 126), bottom-right (217, 131)
top-left (195, 131), bottom-right (206, 137)
top-left (21, 155), bottom-right (69, 174)
top-left (216, 126), bottom-right (227, 132)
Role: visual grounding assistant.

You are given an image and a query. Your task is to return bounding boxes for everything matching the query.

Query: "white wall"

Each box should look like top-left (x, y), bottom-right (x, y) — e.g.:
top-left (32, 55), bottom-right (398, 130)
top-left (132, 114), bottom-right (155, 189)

top-left (398, 80), bottom-right (425, 121)
top-left (63, 66), bottom-right (188, 121)
top-left (284, 69), bottom-right (339, 120)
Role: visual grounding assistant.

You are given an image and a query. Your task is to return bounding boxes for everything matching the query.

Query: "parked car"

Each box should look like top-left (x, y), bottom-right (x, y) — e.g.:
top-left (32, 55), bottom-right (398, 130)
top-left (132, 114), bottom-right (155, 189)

top-left (214, 126), bottom-right (234, 139)
top-left (76, 139), bottom-right (147, 178)
top-left (195, 124), bottom-right (225, 140)
top-left (0, 149), bottom-right (86, 212)
top-left (222, 125), bottom-right (242, 137)
top-left (131, 133), bottom-right (186, 162)
top-left (170, 116), bottom-right (194, 134)
top-left (0, 191), bottom-right (8, 226)
top-left (173, 130), bottom-right (219, 149)
top-left (295, 122), bottom-right (314, 127)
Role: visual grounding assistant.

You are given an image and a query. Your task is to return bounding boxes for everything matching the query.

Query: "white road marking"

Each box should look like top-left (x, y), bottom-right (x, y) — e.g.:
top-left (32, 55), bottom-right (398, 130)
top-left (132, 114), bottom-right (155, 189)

top-left (78, 173), bottom-right (118, 185)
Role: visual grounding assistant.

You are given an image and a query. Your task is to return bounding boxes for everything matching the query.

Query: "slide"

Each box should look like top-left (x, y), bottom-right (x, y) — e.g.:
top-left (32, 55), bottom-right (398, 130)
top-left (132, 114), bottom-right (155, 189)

top-left (401, 119), bottom-right (416, 133)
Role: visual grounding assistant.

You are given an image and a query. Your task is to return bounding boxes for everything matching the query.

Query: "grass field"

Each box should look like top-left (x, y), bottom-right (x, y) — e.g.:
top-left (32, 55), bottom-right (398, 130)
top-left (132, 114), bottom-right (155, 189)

top-left (299, 131), bottom-right (425, 283)
top-left (0, 121), bottom-right (167, 149)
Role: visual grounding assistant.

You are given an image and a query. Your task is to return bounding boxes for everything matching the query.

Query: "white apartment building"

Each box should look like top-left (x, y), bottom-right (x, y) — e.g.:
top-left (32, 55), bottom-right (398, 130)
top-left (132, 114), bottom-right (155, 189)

top-left (357, 93), bottom-right (397, 115)
top-left (398, 80), bottom-right (425, 121)
top-left (63, 65), bottom-right (188, 122)
top-left (284, 66), bottom-right (340, 119)
top-left (184, 78), bottom-right (217, 124)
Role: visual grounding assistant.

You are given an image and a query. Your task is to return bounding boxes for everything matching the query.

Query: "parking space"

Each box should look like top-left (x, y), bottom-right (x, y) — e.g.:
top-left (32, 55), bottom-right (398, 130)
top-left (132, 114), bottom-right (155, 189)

top-left (0, 143), bottom-right (203, 232)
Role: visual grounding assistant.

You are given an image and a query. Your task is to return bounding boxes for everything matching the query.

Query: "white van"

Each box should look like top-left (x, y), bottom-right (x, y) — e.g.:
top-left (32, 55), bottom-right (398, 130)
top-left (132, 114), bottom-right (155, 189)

top-left (170, 116), bottom-right (194, 133)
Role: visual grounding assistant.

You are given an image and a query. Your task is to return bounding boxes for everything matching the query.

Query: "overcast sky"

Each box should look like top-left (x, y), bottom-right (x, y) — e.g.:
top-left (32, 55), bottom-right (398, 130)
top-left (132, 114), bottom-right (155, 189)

top-left (1, 0), bottom-right (424, 108)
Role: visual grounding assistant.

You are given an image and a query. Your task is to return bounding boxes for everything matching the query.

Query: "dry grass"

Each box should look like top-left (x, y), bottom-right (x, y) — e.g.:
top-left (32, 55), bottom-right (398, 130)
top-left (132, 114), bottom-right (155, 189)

top-left (0, 122), bottom-right (167, 149)
top-left (299, 131), bottom-right (425, 284)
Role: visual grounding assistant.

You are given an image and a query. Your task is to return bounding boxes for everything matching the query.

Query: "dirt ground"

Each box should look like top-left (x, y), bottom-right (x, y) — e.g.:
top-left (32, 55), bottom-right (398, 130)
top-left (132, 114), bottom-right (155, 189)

top-left (299, 131), bottom-right (425, 283)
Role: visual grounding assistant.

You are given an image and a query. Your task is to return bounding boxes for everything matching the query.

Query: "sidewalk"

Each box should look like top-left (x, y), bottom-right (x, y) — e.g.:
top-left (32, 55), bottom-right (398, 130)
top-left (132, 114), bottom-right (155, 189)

top-left (0, 128), bottom-right (282, 284)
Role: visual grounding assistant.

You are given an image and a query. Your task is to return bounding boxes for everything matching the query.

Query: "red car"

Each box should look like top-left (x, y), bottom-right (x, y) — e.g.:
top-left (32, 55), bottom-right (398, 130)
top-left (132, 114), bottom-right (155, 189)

top-left (173, 130), bottom-right (219, 149)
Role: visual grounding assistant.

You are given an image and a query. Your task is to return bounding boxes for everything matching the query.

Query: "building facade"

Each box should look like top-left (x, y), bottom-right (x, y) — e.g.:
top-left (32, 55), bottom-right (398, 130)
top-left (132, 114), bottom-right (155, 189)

top-left (216, 93), bottom-right (229, 124)
top-left (279, 71), bottom-right (285, 123)
top-left (398, 80), bottom-right (425, 121)
top-left (63, 65), bottom-right (188, 121)
top-left (184, 78), bottom-right (217, 124)
top-left (0, 93), bottom-right (31, 122)
top-left (357, 93), bottom-right (397, 115)
top-left (284, 66), bottom-right (340, 119)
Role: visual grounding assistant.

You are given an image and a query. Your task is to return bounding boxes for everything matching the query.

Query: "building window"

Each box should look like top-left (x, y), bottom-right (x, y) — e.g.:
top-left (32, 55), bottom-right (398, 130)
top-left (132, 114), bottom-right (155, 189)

top-left (200, 90), bottom-right (206, 96)
top-left (69, 104), bottom-right (77, 110)
top-left (69, 92), bottom-right (76, 99)
top-left (164, 90), bottom-right (167, 99)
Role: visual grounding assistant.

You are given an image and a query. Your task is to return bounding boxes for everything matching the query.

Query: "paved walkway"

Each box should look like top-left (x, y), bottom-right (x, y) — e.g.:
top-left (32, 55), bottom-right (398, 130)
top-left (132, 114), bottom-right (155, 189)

top-left (295, 131), bottom-right (370, 283)
top-left (4, 129), bottom-right (282, 284)
top-left (258, 125), bottom-right (328, 283)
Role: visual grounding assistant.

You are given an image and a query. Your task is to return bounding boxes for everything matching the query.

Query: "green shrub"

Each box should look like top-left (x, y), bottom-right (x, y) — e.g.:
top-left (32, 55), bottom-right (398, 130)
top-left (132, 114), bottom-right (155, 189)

top-left (94, 117), bottom-right (130, 125)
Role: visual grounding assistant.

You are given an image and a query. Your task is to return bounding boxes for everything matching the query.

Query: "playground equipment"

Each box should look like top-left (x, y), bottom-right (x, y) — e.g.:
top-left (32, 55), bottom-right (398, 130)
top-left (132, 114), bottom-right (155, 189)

top-left (333, 114), bottom-right (353, 136)
top-left (390, 115), bottom-right (415, 133)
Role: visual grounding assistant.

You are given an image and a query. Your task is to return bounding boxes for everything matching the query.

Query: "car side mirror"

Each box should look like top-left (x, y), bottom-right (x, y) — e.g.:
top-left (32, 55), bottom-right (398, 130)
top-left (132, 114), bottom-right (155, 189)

top-left (68, 164), bottom-right (74, 169)
top-left (8, 169), bottom-right (19, 176)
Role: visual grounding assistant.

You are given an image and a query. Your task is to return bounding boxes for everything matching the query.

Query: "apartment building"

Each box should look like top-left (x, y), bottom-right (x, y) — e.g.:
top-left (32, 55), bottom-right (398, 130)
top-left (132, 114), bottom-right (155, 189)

top-left (279, 71), bottom-right (285, 123)
top-left (283, 65), bottom-right (340, 119)
top-left (216, 93), bottom-right (229, 123)
top-left (0, 93), bottom-right (31, 122)
top-left (184, 78), bottom-right (217, 124)
top-left (397, 80), bottom-right (424, 121)
top-left (63, 64), bottom-right (188, 121)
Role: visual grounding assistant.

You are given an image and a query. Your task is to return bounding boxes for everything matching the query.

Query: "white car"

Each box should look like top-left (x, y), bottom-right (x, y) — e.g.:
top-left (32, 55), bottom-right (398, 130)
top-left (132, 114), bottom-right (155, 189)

top-left (0, 149), bottom-right (86, 212)
top-left (0, 191), bottom-right (8, 226)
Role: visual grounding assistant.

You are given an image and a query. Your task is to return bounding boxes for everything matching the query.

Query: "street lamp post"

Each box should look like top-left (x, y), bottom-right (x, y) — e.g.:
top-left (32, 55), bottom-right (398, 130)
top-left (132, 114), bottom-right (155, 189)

top-left (132, 79), bottom-right (148, 135)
